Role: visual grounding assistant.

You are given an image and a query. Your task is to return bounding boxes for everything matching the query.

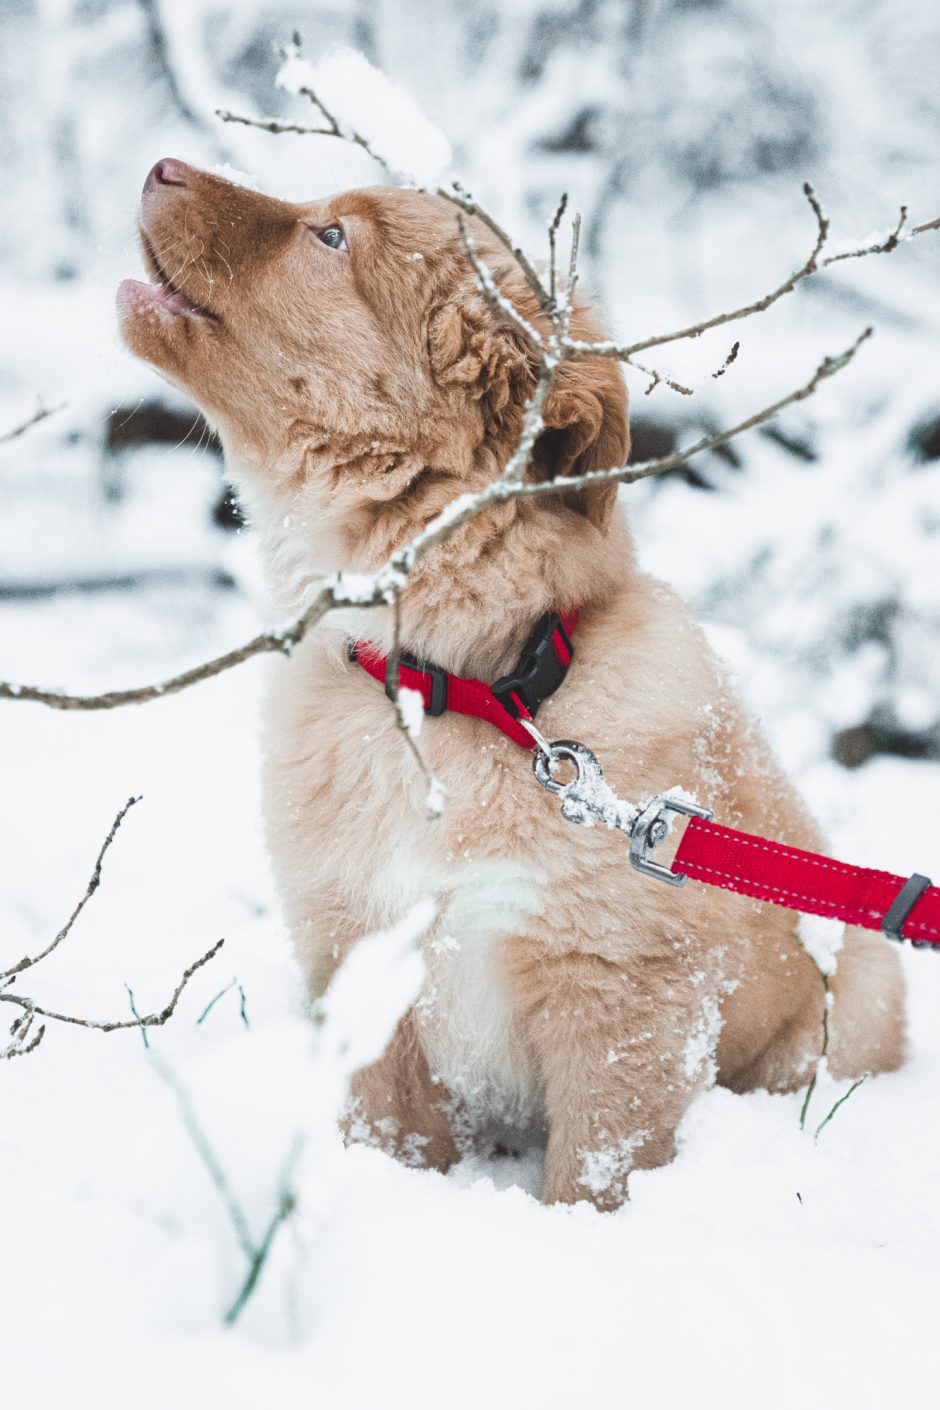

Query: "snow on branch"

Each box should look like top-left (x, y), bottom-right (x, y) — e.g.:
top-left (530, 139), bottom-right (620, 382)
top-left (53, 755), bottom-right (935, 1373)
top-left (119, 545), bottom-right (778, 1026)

top-left (219, 38), bottom-right (452, 186)
top-left (0, 797), bottom-right (224, 1059)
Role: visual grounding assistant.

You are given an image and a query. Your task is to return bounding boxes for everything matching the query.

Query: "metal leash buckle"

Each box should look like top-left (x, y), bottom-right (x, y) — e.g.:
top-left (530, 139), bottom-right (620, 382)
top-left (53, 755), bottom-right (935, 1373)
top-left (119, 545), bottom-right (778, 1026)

top-left (524, 720), bottom-right (713, 885)
top-left (629, 795), bottom-right (713, 888)
top-left (529, 735), bottom-right (628, 830)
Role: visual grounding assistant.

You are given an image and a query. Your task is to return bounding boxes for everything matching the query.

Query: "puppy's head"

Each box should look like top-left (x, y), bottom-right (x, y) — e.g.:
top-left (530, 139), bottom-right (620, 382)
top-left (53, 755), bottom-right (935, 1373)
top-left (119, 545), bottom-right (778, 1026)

top-left (118, 161), bottom-right (628, 537)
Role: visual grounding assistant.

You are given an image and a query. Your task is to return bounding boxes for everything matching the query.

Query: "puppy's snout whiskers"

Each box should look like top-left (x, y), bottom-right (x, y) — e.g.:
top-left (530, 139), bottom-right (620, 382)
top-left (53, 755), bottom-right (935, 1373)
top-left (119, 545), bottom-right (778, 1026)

top-left (214, 241), bottom-right (235, 286)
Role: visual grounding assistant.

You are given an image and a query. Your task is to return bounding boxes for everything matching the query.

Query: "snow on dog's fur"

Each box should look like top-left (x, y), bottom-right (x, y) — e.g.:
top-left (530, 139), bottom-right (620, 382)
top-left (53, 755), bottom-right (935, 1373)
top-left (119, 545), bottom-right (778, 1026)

top-left (119, 160), bottom-right (905, 1208)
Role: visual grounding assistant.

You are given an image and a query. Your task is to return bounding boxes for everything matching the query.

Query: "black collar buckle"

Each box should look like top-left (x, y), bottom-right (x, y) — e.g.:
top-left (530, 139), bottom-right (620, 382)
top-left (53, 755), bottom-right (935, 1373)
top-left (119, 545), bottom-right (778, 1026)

top-left (385, 650), bottom-right (448, 716)
top-left (491, 612), bottom-right (574, 721)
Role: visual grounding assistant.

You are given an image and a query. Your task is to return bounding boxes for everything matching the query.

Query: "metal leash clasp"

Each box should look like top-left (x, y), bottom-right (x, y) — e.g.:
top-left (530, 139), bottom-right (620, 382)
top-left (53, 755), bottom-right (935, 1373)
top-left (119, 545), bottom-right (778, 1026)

top-left (523, 720), bottom-right (713, 886)
top-left (628, 794), bottom-right (714, 887)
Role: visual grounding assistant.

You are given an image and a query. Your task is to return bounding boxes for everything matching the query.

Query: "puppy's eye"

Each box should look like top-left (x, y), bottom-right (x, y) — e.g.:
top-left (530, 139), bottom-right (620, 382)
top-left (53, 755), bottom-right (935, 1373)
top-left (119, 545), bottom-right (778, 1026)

top-left (318, 225), bottom-right (347, 251)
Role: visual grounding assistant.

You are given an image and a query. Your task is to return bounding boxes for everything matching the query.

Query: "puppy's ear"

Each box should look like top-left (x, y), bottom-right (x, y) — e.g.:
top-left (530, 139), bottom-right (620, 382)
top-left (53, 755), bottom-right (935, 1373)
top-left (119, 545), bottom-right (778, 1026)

top-left (533, 355), bottom-right (630, 533)
top-left (427, 291), bottom-right (532, 419)
top-left (429, 286), bottom-right (629, 532)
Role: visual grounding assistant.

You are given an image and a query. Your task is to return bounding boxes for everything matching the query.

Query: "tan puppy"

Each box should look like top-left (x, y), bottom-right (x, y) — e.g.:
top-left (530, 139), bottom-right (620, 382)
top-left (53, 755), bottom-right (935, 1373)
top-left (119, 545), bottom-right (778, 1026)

top-left (119, 160), bottom-right (905, 1208)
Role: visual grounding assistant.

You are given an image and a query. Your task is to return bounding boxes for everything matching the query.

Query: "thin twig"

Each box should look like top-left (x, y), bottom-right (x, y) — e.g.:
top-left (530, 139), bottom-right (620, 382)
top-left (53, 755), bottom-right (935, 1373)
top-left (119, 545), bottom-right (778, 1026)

top-left (443, 183), bottom-right (551, 312)
top-left (799, 973), bottom-right (831, 1130)
top-left (637, 339), bottom-right (739, 398)
top-left (217, 65), bottom-right (937, 373)
top-left (215, 108), bottom-right (333, 137)
top-left (0, 402), bottom-right (65, 445)
top-left (712, 340), bottom-right (740, 379)
top-left (547, 192), bottom-right (568, 311)
top-left (564, 185), bottom-right (937, 363)
top-left (455, 215), bottom-right (543, 347)
top-left (124, 983), bottom-right (150, 1049)
top-left (638, 363), bottom-right (694, 397)
top-left (566, 212), bottom-right (582, 305)
top-left (1, 796), bottom-right (141, 981)
top-left (1, 1019), bottom-right (45, 1061)
top-left (387, 589), bottom-right (440, 812)
top-left (823, 207), bottom-right (907, 266)
top-left (0, 625), bottom-right (300, 709)
top-left (565, 182), bottom-right (826, 360)
top-left (0, 939), bottom-right (225, 1034)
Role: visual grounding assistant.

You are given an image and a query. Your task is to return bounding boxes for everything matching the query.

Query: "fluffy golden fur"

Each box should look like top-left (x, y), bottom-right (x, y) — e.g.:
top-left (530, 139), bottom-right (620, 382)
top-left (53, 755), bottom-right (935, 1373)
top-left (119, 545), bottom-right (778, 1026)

top-left (119, 161), bottom-right (905, 1208)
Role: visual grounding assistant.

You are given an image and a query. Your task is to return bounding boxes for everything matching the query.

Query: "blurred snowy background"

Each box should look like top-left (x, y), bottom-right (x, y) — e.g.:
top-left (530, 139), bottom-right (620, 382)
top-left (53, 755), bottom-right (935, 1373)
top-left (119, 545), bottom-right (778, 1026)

top-left (1, 2), bottom-right (939, 1406)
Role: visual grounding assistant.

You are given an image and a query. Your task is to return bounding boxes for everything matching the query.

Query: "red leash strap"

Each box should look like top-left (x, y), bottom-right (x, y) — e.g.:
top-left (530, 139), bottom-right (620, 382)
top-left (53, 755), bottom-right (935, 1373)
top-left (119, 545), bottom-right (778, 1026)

top-left (673, 817), bottom-right (940, 948)
top-left (350, 616), bottom-right (938, 949)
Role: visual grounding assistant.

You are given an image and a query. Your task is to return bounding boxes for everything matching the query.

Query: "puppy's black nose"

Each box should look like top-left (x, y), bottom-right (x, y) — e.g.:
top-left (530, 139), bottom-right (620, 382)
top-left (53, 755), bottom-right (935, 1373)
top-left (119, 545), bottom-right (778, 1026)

top-left (144, 158), bottom-right (190, 193)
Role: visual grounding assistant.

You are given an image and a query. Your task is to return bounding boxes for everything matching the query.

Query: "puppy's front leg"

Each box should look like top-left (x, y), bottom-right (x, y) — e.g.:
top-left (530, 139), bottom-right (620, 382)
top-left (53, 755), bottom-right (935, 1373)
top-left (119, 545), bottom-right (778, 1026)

top-left (346, 1007), bottom-right (461, 1174)
top-left (513, 946), bottom-right (715, 1210)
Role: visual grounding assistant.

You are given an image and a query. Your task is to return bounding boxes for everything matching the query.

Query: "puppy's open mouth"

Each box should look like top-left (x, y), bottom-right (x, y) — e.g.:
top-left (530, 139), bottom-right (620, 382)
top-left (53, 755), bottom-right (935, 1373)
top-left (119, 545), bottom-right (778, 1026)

top-left (127, 231), bottom-right (221, 322)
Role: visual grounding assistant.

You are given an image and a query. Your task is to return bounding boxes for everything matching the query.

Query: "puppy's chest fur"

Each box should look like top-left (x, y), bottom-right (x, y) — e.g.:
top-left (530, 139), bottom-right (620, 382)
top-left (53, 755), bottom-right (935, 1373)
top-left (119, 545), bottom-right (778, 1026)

top-left (362, 799), bottom-right (548, 1137)
top-left (416, 851), bottom-right (547, 1138)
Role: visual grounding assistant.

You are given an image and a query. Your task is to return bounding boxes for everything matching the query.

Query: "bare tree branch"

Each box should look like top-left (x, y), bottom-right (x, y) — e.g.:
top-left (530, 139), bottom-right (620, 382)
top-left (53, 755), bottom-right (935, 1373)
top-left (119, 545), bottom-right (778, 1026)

top-left (0, 330), bottom-right (872, 715)
top-left (219, 47), bottom-right (938, 356)
top-left (2, 1021), bottom-right (45, 1061)
top-left (1, 798), bottom-right (224, 1059)
top-left (822, 206), bottom-right (907, 266)
top-left (547, 192), bottom-right (568, 311)
top-left (215, 108), bottom-right (333, 137)
top-left (564, 184), bottom-right (937, 363)
top-left (456, 215), bottom-right (544, 347)
top-left (442, 183), bottom-right (552, 313)
top-left (4, 58), bottom-right (931, 729)
top-left (0, 940), bottom-right (225, 1043)
top-left (638, 362), bottom-right (694, 397)
top-left (1, 796), bottom-right (141, 981)
top-left (0, 627), bottom-right (299, 709)
top-left (0, 402), bottom-right (65, 445)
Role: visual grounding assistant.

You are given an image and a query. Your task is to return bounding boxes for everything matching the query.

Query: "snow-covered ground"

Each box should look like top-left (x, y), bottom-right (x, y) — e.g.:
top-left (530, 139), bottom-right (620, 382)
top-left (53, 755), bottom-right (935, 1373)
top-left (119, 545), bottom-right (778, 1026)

top-left (2, 587), bottom-right (940, 1406)
top-left (2, 2), bottom-right (940, 1405)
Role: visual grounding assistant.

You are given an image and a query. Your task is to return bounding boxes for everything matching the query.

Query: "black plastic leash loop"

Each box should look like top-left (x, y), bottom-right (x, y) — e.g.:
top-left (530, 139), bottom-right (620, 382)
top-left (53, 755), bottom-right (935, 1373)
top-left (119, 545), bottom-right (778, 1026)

top-left (881, 872), bottom-right (933, 946)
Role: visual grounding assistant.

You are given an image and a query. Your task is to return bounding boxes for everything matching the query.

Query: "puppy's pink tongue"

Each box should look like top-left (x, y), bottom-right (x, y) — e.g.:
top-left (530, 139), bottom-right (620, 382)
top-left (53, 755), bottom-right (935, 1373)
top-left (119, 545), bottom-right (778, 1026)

top-left (116, 278), bottom-right (203, 318)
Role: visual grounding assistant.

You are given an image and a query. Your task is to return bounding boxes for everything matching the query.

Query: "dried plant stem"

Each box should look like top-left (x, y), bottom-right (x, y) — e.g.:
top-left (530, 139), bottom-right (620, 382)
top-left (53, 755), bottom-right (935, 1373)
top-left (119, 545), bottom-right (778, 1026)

top-left (799, 973), bottom-right (831, 1131)
top-left (155, 1056), bottom-right (303, 1326)
top-left (815, 1073), bottom-right (870, 1140)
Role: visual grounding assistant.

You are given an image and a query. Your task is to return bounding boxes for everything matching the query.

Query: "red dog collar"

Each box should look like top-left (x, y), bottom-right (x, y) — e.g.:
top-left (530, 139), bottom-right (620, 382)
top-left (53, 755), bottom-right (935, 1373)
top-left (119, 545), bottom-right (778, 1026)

top-left (349, 611), bottom-right (578, 749)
